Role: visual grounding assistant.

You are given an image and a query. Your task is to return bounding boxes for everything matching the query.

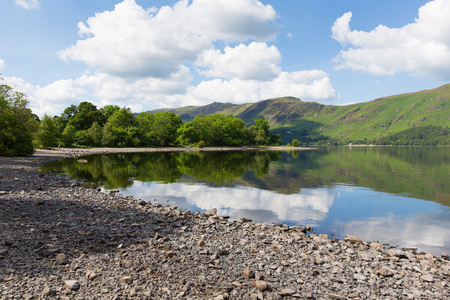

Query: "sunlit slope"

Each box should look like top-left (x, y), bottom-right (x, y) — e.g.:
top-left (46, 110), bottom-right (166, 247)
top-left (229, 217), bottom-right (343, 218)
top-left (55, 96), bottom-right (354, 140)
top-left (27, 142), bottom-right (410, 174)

top-left (309, 84), bottom-right (450, 141)
top-left (150, 84), bottom-right (450, 142)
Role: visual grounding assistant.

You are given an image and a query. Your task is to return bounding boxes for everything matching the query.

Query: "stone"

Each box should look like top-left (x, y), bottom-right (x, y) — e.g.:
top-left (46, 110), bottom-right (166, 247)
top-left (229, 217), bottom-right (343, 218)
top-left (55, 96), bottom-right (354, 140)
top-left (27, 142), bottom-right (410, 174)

top-left (86, 270), bottom-right (98, 280)
top-left (120, 276), bottom-right (133, 283)
top-left (378, 267), bottom-right (396, 277)
top-left (328, 293), bottom-right (346, 300)
top-left (344, 235), bottom-right (362, 244)
top-left (204, 208), bottom-right (217, 217)
top-left (370, 242), bottom-right (382, 249)
top-left (64, 280), bottom-right (80, 291)
top-left (252, 280), bottom-right (268, 291)
top-left (280, 288), bottom-right (295, 296)
top-left (387, 248), bottom-right (407, 258)
top-left (424, 253), bottom-right (434, 259)
top-left (197, 239), bottom-right (205, 247)
top-left (243, 267), bottom-right (255, 278)
top-left (420, 274), bottom-right (434, 282)
top-left (166, 251), bottom-right (176, 258)
top-left (55, 253), bottom-right (69, 265)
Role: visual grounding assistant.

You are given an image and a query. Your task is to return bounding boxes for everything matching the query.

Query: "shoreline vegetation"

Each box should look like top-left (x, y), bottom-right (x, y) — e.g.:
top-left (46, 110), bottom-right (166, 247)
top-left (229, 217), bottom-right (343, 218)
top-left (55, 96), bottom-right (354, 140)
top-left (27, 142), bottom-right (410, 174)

top-left (0, 149), bottom-right (449, 298)
top-left (2, 82), bottom-right (449, 158)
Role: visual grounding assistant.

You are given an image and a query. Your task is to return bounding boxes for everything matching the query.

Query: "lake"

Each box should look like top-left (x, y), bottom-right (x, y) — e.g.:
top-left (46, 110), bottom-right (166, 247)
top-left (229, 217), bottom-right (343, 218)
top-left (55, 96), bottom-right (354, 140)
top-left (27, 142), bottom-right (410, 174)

top-left (41, 147), bottom-right (450, 255)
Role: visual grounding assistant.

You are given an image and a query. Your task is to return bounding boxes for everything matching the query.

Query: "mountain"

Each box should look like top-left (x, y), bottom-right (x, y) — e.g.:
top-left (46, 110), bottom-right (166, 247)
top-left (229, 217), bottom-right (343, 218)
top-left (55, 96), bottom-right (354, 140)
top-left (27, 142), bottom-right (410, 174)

top-left (149, 84), bottom-right (450, 144)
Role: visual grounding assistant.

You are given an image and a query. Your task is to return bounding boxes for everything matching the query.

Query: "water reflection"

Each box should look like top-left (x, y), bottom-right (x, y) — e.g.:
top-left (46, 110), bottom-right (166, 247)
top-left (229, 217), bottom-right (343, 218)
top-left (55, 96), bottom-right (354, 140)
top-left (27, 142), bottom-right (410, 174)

top-left (126, 182), bottom-right (337, 226)
top-left (41, 147), bottom-right (450, 255)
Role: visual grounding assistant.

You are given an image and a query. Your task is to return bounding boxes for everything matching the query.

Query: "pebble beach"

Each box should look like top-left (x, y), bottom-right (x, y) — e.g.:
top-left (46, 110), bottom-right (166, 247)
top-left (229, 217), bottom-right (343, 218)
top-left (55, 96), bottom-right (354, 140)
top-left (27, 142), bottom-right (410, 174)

top-left (0, 148), bottom-right (449, 299)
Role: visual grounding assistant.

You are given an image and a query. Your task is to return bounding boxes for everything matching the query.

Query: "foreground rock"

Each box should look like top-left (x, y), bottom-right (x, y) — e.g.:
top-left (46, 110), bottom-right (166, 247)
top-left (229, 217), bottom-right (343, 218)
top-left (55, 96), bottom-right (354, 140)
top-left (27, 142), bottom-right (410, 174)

top-left (0, 149), bottom-right (448, 299)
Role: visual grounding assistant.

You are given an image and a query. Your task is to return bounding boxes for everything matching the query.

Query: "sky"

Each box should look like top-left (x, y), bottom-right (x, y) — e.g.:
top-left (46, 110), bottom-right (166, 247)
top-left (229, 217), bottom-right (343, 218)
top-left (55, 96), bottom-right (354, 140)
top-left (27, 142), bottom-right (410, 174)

top-left (1, 0), bottom-right (449, 117)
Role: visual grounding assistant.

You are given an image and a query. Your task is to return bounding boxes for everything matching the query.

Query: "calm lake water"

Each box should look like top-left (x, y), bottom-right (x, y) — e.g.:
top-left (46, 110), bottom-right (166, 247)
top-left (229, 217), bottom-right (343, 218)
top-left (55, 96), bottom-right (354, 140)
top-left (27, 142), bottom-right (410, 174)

top-left (42, 147), bottom-right (450, 255)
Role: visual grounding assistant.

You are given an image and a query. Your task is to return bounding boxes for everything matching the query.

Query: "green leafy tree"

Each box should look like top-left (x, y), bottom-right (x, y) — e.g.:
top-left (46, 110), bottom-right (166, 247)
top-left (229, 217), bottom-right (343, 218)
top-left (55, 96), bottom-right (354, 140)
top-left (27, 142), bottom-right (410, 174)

top-left (102, 108), bottom-right (138, 147)
top-left (101, 105), bottom-right (121, 120)
top-left (149, 112), bottom-right (183, 146)
top-left (88, 121), bottom-right (103, 146)
top-left (135, 112), bottom-right (155, 146)
top-left (68, 102), bottom-right (105, 131)
top-left (0, 83), bottom-right (37, 156)
top-left (36, 114), bottom-right (58, 148)
top-left (292, 139), bottom-right (300, 147)
top-left (61, 124), bottom-right (76, 147)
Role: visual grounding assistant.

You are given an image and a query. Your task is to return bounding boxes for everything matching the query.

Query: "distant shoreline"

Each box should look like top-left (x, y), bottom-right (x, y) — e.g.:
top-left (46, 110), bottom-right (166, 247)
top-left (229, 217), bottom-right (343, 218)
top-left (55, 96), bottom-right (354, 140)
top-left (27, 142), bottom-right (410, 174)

top-left (40, 145), bottom-right (315, 157)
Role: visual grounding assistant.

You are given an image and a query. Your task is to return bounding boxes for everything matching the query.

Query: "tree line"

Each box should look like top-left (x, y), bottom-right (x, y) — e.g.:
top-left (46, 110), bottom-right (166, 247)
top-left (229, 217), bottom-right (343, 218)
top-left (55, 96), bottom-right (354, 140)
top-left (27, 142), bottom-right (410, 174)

top-left (41, 101), bottom-right (282, 149)
top-left (1, 83), bottom-right (282, 156)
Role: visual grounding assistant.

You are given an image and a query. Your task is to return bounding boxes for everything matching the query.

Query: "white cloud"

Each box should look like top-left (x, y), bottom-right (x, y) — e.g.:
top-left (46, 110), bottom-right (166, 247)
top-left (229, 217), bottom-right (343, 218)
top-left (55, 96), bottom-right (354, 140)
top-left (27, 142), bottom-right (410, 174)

top-left (0, 59), bottom-right (5, 71)
top-left (197, 42), bottom-right (282, 81)
top-left (331, 0), bottom-right (450, 80)
top-left (4, 0), bottom-right (340, 117)
top-left (128, 182), bottom-right (337, 225)
top-left (4, 67), bottom-right (338, 117)
top-left (14, 0), bottom-right (40, 10)
top-left (170, 69), bottom-right (338, 108)
top-left (59, 0), bottom-right (277, 79)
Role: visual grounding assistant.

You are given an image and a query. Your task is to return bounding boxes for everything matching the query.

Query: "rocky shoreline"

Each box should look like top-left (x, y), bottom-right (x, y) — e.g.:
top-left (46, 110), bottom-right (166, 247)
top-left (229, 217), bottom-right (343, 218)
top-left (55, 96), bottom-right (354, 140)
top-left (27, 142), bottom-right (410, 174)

top-left (0, 149), bottom-right (449, 299)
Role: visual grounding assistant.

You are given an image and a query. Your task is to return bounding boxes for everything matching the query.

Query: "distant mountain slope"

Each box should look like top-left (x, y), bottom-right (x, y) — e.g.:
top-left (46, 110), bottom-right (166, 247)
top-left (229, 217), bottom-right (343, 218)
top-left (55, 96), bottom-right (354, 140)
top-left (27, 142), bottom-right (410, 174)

top-left (149, 84), bottom-right (450, 143)
top-left (151, 102), bottom-right (239, 122)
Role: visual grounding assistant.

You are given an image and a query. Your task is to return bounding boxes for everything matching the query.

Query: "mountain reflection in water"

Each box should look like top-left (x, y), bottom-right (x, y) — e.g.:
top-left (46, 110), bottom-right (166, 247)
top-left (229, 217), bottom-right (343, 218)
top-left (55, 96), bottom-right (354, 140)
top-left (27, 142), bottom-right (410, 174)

top-left (41, 147), bottom-right (450, 255)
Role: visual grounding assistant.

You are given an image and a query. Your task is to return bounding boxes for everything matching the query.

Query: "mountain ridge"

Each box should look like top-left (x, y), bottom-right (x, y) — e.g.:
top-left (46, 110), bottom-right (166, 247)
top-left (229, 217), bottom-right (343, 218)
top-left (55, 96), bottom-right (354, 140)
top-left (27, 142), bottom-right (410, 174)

top-left (149, 84), bottom-right (450, 144)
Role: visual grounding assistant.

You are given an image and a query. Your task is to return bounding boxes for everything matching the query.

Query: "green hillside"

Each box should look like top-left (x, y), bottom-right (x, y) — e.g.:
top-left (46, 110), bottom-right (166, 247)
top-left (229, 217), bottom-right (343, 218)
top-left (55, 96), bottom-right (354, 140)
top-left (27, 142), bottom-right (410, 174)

top-left (149, 84), bottom-right (450, 144)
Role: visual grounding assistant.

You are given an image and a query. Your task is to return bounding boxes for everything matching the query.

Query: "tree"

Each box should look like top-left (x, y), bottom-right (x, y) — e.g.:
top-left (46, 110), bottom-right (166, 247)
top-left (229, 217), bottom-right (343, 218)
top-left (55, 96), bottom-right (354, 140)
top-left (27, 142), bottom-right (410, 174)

top-left (149, 112), bottom-right (183, 146)
top-left (0, 83), bottom-right (36, 156)
top-left (101, 108), bottom-right (138, 147)
top-left (101, 105), bottom-right (120, 120)
top-left (292, 139), bottom-right (299, 147)
top-left (61, 124), bottom-right (76, 147)
top-left (88, 122), bottom-right (103, 146)
top-left (68, 101), bottom-right (104, 131)
top-left (249, 119), bottom-right (271, 145)
top-left (36, 114), bottom-right (58, 147)
top-left (135, 112), bottom-right (155, 146)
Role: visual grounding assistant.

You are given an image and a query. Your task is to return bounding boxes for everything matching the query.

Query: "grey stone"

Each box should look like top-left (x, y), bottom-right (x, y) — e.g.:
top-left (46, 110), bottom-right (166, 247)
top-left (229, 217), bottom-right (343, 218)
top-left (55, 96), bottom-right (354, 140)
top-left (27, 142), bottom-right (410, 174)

top-left (64, 280), bottom-right (80, 291)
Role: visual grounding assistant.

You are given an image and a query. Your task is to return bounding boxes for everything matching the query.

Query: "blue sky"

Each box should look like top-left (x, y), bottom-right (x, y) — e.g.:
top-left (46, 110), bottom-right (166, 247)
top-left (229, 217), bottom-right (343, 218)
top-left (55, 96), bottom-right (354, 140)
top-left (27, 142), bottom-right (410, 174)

top-left (1, 0), bottom-right (448, 117)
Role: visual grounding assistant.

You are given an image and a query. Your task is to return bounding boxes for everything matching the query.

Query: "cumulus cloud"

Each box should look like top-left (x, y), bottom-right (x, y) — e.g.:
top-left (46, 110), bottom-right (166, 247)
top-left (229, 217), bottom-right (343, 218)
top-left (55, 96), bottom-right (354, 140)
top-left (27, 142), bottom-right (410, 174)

top-left (59, 0), bottom-right (278, 79)
top-left (197, 42), bottom-right (282, 81)
top-left (0, 59), bottom-right (5, 71)
top-left (168, 69), bottom-right (338, 108)
top-left (14, 0), bottom-right (40, 10)
top-left (5, 0), bottom-right (340, 117)
top-left (4, 67), bottom-right (337, 117)
top-left (331, 0), bottom-right (450, 80)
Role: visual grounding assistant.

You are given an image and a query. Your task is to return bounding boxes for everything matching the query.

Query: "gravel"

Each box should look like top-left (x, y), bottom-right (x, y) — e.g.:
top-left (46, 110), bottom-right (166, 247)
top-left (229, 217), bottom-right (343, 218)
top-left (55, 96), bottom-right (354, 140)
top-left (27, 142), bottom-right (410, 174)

top-left (0, 149), bottom-right (448, 299)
